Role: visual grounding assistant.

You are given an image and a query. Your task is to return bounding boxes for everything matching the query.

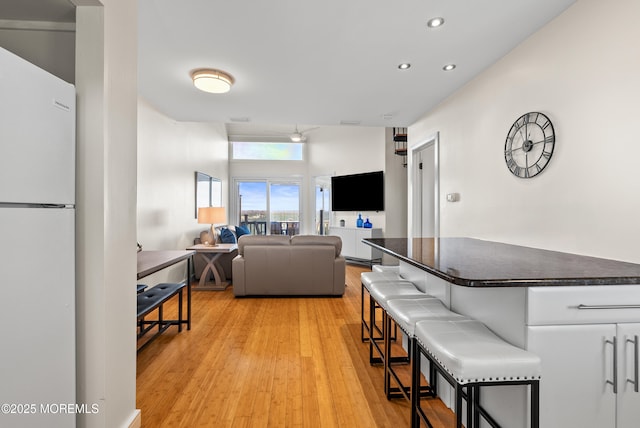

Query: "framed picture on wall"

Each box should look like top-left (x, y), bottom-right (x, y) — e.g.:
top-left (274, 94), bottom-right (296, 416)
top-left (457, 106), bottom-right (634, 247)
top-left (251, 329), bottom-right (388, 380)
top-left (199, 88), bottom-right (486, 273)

top-left (195, 171), bottom-right (222, 218)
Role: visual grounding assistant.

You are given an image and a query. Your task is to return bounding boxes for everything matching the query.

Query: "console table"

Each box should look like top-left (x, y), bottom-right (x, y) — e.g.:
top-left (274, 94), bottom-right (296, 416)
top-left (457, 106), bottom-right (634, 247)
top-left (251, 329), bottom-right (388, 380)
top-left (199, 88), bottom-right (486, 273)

top-left (364, 237), bottom-right (640, 428)
top-left (136, 250), bottom-right (194, 342)
top-left (186, 243), bottom-right (238, 290)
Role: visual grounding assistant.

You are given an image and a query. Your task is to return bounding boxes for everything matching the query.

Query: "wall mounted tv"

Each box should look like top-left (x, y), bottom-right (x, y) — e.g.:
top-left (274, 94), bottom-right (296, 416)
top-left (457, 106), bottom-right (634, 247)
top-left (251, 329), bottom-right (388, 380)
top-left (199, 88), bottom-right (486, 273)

top-left (331, 171), bottom-right (384, 212)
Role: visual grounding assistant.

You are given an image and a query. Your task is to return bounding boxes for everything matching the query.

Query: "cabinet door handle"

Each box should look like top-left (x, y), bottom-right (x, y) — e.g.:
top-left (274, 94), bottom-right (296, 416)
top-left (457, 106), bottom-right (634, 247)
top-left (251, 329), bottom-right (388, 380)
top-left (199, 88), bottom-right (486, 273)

top-left (605, 336), bottom-right (618, 393)
top-left (577, 304), bottom-right (640, 310)
top-left (627, 335), bottom-right (639, 393)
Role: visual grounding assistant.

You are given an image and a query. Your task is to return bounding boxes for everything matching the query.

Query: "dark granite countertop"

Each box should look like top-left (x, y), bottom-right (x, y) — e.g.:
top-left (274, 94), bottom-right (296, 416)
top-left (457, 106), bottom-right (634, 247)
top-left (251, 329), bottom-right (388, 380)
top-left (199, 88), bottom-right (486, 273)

top-left (363, 237), bottom-right (640, 287)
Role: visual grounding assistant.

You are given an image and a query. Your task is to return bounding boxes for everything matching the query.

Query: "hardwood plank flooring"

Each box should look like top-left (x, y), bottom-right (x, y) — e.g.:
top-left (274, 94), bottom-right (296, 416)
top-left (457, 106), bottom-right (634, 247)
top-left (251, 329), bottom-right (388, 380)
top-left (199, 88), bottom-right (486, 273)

top-left (136, 264), bottom-right (454, 427)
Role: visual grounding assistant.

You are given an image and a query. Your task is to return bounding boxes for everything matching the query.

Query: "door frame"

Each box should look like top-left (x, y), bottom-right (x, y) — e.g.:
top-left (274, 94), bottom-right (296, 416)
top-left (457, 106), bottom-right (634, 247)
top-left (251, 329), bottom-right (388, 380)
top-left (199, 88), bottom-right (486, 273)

top-left (407, 132), bottom-right (440, 239)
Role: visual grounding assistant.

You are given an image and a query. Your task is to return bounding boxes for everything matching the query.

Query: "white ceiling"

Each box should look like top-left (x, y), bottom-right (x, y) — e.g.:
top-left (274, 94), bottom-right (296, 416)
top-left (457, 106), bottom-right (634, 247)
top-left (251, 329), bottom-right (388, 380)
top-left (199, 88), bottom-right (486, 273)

top-left (2, 0), bottom-right (576, 135)
top-left (139, 0), bottom-right (576, 134)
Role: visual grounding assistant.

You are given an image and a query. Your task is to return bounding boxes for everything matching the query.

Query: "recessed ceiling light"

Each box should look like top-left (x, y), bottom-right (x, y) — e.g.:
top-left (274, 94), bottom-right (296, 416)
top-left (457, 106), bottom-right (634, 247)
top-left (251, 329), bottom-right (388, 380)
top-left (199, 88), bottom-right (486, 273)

top-left (443, 64), bottom-right (456, 71)
top-left (398, 63), bottom-right (411, 70)
top-left (427, 17), bottom-right (445, 28)
top-left (191, 68), bottom-right (235, 93)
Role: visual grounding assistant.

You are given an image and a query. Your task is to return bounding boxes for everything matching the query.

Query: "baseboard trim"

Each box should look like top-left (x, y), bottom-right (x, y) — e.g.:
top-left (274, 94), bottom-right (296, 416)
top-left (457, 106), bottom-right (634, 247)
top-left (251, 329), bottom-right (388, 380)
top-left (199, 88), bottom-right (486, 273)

top-left (128, 409), bottom-right (141, 428)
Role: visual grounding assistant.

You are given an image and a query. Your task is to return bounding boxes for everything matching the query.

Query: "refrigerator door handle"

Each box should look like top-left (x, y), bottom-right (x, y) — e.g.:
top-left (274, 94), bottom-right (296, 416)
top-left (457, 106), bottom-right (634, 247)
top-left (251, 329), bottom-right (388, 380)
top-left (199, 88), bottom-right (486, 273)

top-left (0, 202), bottom-right (70, 209)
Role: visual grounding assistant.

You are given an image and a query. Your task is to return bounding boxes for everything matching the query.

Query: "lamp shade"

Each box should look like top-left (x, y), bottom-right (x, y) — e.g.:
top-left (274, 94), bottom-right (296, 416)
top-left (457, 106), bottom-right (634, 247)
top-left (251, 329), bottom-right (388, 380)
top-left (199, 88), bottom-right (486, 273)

top-left (198, 207), bottom-right (226, 225)
top-left (191, 69), bottom-right (234, 94)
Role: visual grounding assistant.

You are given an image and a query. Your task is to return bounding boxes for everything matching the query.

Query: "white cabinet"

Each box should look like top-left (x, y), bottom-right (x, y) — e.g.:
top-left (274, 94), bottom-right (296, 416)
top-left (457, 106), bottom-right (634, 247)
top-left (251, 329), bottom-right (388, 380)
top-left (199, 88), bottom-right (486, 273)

top-left (439, 282), bottom-right (640, 428)
top-left (527, 324), bottom-right (616, 428)
top-left (525, 286), bottom-right (640, 428)
top-left (615, 323), bottom-right (640, 428)
top-left (329, 227), bottom-right (382, 263)
top-left (528, 323), bottom-right (640, 428)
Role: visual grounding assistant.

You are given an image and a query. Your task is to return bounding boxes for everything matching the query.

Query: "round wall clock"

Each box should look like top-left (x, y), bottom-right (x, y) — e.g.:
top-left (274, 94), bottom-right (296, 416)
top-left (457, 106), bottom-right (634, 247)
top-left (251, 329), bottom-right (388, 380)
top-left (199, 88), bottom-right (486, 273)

top-left (504, 112), bottom-right (555, 178)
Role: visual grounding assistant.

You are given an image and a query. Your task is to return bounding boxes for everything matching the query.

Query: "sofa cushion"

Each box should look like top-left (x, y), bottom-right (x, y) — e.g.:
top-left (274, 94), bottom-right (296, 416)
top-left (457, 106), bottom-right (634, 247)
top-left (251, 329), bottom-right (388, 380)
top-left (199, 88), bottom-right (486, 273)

top-left (219, 227), bottom-right (237, 243)
top-left (235, 225), bottom-right (251, 238)
top-left (291, 235), bottom-right (342, 257)
top-left (237, 234), bottom-right (290, 255)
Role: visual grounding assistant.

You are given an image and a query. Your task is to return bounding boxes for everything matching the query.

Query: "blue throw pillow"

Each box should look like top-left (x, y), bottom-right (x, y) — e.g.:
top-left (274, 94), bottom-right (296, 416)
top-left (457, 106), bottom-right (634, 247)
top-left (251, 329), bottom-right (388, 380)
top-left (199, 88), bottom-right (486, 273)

top-left (219, 227), bottom-right (237, 243)
top-left (235, 225), bottom-right (251, 238)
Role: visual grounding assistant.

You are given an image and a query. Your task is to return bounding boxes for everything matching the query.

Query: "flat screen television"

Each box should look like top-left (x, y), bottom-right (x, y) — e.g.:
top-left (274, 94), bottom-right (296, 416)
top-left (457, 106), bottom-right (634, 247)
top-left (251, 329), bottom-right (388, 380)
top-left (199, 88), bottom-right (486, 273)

top-left (331, 171), bottom-right (384, 212)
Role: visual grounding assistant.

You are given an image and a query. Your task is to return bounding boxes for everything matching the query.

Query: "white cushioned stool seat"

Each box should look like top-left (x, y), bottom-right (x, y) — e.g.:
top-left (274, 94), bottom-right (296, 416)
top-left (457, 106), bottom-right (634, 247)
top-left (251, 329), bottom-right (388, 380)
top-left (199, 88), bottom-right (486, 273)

top-left (365, 280), bottom-right (428, 366)
top-left (386, 298), bottom-right (467, 336)
top-left (361, 271), bottom-right (405, 290)
top-left (360, 272), bottom-right (412, 343)
top-left (382, 298), bottom-right (468, 401)
top-left (368, 281), bottom-right (428, 311)
top-left (372, 265), bottom-right (400, 273)
top-left (414, 319), bottom-right (541, 385)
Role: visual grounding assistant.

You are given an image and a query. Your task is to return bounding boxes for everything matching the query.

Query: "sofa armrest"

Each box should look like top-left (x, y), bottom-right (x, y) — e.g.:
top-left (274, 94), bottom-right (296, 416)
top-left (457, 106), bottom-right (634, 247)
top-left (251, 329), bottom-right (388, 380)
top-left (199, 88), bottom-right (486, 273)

top-left (333, 256), bottom-right (346, 295)
top-left (231, 255), bottom-right (246, 296)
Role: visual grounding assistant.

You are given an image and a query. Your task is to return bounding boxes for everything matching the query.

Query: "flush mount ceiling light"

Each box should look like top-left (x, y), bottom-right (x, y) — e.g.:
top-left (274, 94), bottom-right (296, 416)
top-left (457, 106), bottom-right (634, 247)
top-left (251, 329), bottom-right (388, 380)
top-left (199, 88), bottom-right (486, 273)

top-left (398, 63), bottom-right (411, 70)
top-left (427, 17), bottom-right (445, 28)
top-left (443, 63), bottom-right (456, 71)
top-left (191, 68), bottom-right (235, 94)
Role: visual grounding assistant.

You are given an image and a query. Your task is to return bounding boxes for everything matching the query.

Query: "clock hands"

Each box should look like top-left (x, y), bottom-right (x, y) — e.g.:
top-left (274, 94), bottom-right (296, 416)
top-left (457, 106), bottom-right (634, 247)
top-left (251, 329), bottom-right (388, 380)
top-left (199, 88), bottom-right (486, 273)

top-left (504, 137), bottom-right (548, 154)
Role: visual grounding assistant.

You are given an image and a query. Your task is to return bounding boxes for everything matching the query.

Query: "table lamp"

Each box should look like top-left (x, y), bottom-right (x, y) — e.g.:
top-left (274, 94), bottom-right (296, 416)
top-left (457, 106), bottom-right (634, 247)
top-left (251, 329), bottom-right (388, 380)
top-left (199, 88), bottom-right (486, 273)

top-left (197, 207), bottom-right (226, 246)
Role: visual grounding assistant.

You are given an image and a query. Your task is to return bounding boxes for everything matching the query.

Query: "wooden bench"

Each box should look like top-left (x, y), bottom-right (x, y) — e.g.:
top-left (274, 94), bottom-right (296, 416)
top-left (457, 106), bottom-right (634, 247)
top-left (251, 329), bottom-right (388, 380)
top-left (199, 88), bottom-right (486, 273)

top-left (137, 282), bottom-right (189, 351)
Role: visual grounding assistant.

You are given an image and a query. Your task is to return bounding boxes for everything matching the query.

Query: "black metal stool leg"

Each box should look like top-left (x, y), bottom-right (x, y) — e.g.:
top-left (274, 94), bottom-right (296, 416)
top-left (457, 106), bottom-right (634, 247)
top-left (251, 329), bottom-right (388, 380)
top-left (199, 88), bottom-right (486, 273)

top-left (411, 338), bottom-right (421, 428)
top-left (531, 380), bottom-right (540, 428)
top-left (455, 383), bottom-right (464, 428)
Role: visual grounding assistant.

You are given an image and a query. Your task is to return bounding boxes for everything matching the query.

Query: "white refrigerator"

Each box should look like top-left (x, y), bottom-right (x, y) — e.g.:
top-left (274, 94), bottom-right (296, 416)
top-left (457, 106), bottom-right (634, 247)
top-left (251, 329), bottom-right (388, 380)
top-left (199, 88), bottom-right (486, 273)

top-left (0, 47), bottom-right (76, 427)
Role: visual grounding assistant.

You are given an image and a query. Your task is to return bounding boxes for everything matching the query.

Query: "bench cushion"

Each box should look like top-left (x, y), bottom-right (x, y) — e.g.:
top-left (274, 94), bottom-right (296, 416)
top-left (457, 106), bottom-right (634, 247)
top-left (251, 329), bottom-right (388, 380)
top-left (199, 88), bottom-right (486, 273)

top-left (414, 319), bottom-right (542, 385)
top-left (137, 282), bottom-right (185, 318)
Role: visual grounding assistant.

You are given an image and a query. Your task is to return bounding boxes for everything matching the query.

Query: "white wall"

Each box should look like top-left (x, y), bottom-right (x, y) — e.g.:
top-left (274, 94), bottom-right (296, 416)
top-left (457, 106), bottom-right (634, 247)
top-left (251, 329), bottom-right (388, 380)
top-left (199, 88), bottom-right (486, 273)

top-left (309, 126), bottom-right (387, 231)
top-left (137, 99), bottom-right (229, 282)
top-left (409, 0), bottom-right (640, 263)
top-left (230, 125), bottom-right (387, 234)
top-left (384, 128), bottom-right (408, 264)
top-left (74, 1), bottom-right (139, 427)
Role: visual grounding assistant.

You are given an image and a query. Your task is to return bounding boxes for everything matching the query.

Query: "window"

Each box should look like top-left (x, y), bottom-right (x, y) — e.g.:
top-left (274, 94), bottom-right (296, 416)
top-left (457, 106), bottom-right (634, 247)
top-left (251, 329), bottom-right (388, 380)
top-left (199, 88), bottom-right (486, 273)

top-left (235, 179), bottom-right (301, 235)
top-left (231, 141), bottom-right (304, 161)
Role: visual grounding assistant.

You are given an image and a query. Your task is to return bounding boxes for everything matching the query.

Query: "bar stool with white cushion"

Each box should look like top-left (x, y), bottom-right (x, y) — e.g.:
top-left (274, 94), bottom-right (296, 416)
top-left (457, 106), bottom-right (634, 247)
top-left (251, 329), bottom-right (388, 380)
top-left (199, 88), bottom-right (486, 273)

top-left (366, 280), bottom-right (429, 365)
top-left (372, 264), bottom-right (400, 274)
top-left (360, 271), bottom-right (407, 342)
top-left (384, 298), bottom-right (468, 400)
top-left (411, 319), bottom-right (542, 428)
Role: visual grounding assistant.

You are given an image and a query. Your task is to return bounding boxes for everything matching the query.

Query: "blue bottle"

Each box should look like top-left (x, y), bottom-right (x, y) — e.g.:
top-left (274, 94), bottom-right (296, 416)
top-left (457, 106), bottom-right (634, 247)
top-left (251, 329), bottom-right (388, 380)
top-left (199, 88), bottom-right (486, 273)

top-left (364, 217), bottom-right (372, 228)
top-left (356, 213), bottom-right (363, 228)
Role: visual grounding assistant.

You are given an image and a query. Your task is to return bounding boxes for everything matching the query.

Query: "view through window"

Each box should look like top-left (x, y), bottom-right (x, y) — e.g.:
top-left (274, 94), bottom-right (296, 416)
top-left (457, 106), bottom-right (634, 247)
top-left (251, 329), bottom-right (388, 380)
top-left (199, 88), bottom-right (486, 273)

top-left (237, 180), bottom-right (301, 235)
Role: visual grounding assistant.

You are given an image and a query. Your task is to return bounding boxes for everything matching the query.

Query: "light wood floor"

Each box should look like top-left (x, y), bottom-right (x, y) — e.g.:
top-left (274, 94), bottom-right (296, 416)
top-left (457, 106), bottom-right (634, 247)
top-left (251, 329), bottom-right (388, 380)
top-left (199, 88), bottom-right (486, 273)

top-left (136, 264), bottom-right (455, 427)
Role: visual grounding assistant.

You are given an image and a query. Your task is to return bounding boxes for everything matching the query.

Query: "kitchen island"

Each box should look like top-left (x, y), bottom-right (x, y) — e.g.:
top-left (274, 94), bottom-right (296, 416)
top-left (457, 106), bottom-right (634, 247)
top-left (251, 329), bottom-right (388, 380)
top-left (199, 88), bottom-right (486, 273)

top-left (364, 237), bottom-right (640, 428)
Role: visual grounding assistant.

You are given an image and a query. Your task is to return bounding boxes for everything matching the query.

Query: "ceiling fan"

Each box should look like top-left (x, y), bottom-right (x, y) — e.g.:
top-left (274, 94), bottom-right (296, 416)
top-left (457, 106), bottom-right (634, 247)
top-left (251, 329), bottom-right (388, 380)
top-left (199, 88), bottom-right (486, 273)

top-left (286, 125), bottom-right (318, 142)
top-left (228, 124), bottom-right (320, 142)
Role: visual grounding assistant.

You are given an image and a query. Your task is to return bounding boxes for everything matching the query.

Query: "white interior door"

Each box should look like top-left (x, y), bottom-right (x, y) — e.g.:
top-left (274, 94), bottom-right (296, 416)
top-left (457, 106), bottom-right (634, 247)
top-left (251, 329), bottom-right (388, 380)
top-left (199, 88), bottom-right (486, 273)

top-left (408, 133), bottom-right (439, 239)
